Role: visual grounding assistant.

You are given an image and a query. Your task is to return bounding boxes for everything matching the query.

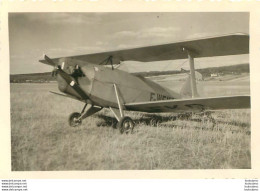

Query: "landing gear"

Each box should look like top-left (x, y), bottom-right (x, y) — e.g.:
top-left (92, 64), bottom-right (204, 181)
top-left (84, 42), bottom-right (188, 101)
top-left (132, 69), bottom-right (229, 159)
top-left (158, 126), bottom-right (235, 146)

top-left (110, 84), bottom-right (135, 134)
top-left (68, 103), bottom-right (102, 127)
top-left (150, 117), bottom-right (162, 127)
top-left (69, 112), bottom-right (82, 127)
top-left (117, 116), bottom-right (134, 134)
top-left (202, 111), bottom-right (216, 125)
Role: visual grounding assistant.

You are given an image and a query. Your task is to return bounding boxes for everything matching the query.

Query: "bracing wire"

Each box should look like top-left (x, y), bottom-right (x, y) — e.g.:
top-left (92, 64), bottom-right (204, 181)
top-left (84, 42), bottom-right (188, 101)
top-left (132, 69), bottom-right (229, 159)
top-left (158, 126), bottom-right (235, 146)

top-left (161, 59), bottom-right (188, 71)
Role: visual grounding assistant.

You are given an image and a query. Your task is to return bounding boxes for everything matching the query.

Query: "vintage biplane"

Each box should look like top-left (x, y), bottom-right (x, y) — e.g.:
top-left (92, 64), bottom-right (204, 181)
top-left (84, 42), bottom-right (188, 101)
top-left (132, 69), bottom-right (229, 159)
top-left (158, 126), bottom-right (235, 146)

top-left (39, 33), bottom-right (250, 134)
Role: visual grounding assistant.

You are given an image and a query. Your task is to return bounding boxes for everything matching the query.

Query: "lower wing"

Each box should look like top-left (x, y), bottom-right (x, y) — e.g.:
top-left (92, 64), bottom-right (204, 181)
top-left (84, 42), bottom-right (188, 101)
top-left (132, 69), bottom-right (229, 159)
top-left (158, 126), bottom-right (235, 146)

top-left (125, 95), bottom-right (250, 113)
top-left (49, 91), bottom-right (84, 102)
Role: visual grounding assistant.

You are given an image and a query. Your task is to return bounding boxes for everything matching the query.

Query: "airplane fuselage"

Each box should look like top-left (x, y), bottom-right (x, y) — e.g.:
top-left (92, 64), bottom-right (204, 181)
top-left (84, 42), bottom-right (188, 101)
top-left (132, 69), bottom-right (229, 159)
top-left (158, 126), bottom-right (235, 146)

top-left (57, 62), bottom-right (181, 110)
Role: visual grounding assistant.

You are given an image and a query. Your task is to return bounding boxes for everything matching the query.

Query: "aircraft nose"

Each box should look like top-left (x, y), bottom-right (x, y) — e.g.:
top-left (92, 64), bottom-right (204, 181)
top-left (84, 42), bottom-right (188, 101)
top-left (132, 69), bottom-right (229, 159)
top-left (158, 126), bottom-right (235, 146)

top-left (56, 71), bottom-right (88, 100)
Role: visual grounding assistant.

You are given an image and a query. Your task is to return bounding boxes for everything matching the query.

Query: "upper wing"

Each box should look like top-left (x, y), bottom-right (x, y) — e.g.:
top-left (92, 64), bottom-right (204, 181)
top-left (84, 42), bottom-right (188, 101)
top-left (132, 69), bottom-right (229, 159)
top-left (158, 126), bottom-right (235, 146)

top-left (39, 33), bottom-right (249, 66)
top-left (125, 95), bottom-right (250, 113)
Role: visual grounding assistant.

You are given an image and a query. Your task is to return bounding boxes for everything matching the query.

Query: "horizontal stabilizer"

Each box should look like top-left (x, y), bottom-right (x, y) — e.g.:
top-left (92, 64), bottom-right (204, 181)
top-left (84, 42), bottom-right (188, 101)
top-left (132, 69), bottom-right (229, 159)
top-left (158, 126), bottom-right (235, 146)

top-left (125, 95), bottom-right (250, 113)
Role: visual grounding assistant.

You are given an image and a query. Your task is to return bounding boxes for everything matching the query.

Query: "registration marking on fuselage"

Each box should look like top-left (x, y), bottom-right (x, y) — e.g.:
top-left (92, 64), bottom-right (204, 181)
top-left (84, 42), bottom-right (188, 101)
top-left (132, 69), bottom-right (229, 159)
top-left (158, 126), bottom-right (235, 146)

top-left (150, 92), bottom-right (174, 101)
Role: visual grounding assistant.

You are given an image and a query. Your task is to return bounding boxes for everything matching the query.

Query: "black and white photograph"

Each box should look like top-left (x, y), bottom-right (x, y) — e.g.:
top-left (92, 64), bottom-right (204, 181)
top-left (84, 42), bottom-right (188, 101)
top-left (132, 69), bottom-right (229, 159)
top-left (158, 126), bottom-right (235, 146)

top-left (9, 12), bottom-right (250, 171)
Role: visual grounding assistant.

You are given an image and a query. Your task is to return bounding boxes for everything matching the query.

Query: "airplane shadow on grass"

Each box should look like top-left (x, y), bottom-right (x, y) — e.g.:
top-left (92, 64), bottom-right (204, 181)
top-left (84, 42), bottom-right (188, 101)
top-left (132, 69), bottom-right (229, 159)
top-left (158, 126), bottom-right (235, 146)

top-left (95, 112), bottom-right (215, 128)
top-left (95, 112), bottom-right (250, 134)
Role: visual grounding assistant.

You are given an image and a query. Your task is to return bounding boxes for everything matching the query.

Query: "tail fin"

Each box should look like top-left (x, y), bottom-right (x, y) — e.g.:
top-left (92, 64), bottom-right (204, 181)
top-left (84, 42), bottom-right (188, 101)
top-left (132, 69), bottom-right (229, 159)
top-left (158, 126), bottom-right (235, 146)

top-left (180, 71), bottom-right (202, 98)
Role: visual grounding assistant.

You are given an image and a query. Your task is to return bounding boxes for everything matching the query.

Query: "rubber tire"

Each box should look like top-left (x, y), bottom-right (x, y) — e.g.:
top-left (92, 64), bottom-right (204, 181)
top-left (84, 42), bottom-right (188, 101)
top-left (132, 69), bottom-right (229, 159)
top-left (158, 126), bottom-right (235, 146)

top-left (118, 116), bottom-right (135, 134)
top-left (150, 118), bottom-right (159, 127)
top-left (68, 112), bottom-right (82, 127)
top-left (149, 116), bottom-right (163, 126)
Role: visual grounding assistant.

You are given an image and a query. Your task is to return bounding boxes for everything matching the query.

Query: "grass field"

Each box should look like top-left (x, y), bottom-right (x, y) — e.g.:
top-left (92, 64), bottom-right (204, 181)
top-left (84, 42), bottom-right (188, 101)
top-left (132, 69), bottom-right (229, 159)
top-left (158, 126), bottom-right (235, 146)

top-left (10, 74), bottom-right (251, 170)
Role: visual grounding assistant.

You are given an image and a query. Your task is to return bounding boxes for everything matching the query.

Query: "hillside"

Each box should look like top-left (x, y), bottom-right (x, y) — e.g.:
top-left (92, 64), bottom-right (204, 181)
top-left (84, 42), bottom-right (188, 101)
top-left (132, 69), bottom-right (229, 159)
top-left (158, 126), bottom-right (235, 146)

top-left (135, 63), bottom-right (249, 77)
top-left (197, 63), bottom-right (249, 77)
top-left (10, 63), bottom-right (249, 83)
top-left (10, 72), bottom-right (55, 83)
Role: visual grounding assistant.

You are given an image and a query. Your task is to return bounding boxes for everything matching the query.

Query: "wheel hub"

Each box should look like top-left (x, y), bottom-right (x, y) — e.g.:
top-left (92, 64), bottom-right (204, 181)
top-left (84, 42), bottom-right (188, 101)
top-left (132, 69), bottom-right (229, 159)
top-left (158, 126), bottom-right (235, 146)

top-left (69, 112), bottom-right (82, 127)
top-left (119, 117), bottom-right (134, 134)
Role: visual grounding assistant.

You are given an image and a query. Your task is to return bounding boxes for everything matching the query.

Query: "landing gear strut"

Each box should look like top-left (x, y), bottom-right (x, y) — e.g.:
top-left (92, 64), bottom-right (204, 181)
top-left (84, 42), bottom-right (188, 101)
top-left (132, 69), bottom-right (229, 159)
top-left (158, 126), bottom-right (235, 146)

top-left (111, 84), bottom-right (135, 134)
top-left (68, 103), bottom-right (102, 127)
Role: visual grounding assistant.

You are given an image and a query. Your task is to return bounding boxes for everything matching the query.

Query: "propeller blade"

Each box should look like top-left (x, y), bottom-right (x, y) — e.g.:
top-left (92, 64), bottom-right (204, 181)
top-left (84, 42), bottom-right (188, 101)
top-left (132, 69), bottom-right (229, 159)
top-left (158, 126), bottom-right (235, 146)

top-left (57, 69), bottom-right (89, 100)
top-left (43, 54), bottom-right (57, 66)
top-left (43, 54), bottom-right (88, 100)
top-left (51, 70), bottom-right (56, 77)
top-left (43, 54), bottom-right (60, 77)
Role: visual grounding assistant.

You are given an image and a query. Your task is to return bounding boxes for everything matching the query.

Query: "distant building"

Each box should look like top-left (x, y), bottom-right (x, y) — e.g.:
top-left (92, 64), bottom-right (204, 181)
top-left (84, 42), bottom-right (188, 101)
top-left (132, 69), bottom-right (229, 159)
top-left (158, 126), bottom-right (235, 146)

top-left (210, 73), bottom-right (218, 77)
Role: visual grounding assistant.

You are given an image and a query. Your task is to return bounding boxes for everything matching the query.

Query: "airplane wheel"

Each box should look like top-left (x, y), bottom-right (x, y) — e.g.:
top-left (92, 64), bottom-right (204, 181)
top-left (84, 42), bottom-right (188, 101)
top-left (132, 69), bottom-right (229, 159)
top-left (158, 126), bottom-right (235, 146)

top-left (69, 112), bottom-right (82, 127)
top-left (118, 116), bottom-right (134, 134)
top-left (150, 118), bottom-right (159, 127)
top-left (150, 117), bottom-right (162, 127)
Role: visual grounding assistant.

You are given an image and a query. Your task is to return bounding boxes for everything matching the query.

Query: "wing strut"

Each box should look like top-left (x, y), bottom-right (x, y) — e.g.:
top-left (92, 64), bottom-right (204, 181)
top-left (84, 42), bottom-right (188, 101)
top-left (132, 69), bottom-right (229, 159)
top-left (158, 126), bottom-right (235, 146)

top-left (99, 56), bottom-right (114, 70)
top-left (183, 48), bottom-right (198, 98)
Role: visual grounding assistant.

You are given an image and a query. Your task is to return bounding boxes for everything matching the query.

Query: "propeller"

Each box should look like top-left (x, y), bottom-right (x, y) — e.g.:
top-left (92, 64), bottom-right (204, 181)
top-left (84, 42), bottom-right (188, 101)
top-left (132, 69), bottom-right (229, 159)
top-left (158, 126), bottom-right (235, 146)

top-left (44, 54), bottom-right (56, 66)
top-left (43, 54), bottom-right (60, 77)
top-left (43, 54), bottom-right (89, 100)
top-left (51, 66), bottom-right (60, 77)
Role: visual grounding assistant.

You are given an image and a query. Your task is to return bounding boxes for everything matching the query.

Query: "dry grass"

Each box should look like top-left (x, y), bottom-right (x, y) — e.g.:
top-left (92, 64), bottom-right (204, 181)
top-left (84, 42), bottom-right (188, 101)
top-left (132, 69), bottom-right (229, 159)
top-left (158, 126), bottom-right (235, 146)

top-left (10, 80), bottom-right (251, 170)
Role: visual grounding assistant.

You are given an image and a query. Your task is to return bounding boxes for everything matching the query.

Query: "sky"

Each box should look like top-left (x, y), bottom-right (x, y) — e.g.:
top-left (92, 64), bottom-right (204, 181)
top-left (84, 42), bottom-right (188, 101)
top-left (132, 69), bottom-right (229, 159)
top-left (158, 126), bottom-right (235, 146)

top-left (9, 12), bottom-right (249, 74)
